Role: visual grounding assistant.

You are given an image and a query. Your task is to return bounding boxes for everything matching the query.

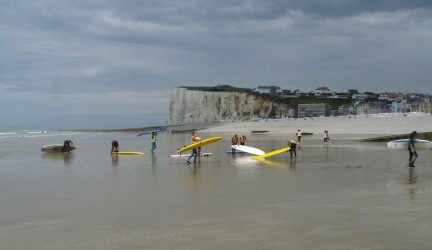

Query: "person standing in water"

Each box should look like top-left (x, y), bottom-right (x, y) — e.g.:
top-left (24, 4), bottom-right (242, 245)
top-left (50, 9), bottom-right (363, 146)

top-left (111, 140), bottom-right (119, 153)
top-left (323, 130), bottom-right (330, 145)
top-left (296, 129), bottom-right (302, 143)
top-left (239, 135), bottom-right (247, 145)
top-left (187, 132), bottom-right (199, 164)
top-left (288, 139), bottom-right (297, 158)
top-left (62, 140), bottom-right (74, 153)
top-left (151, 132), bottom-right (157, 154)
top-left (231, 134), bottom-right (239, 153)
top-left (408, 131), bottom-right (418, 167)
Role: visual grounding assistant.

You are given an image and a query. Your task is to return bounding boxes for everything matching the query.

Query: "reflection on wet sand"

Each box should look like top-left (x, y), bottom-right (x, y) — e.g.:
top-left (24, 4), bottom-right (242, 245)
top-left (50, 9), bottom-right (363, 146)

top-left (41, 152), bottom-right (74, 166)
top-left (408, 167), bottom-right (417, 185)
top-left (111, 154), bottom-right (119, 166)
top-left (231, 154), bottom-right (296, 170)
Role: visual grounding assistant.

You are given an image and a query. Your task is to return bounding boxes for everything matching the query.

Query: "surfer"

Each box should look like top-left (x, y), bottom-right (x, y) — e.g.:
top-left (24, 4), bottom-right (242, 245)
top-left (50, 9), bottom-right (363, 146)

top-left (186, 132), bottom-right (199, 164)
top-left (62, 140), bottom-right (74, 153)
top-left (151, 132), bottom-right (157, 153)
top-left (231, 134), bottom-right (239, 153)
top-left (408, 131), bottom-right (418, 167)
top-left (239, 135), bottom-right (247, 145)
top-left (288, 139), bottom-right (297, 158)
top-left (111, 140), bottom-right (119, 153)
top-left (296, 129), bottom-right (302, 143)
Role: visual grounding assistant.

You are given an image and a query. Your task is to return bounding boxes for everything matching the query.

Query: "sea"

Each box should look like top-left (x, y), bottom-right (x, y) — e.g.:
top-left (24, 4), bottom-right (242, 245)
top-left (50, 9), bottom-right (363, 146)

top-left (0, 130), bottom-right (431, 250)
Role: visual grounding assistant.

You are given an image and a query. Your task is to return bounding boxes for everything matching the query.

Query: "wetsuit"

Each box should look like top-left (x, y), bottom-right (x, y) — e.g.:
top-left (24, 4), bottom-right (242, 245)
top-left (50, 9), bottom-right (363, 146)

top-left (111, 140), bottom-right (119, 153)
top-left (408, 137), bottom-right (418, 166)
top-left (151, 132), bottom-right (157, 153)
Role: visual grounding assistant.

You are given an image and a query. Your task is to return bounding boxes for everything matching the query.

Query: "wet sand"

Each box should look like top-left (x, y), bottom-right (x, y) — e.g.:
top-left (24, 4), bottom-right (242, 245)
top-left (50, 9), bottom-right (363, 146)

top-left (0, 131), bottom-right (431, 249)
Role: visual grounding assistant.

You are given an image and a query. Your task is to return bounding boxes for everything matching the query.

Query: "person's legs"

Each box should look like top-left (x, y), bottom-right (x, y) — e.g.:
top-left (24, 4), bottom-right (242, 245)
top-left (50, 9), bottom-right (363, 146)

top-left (187, 148), bottom-right (198, 164)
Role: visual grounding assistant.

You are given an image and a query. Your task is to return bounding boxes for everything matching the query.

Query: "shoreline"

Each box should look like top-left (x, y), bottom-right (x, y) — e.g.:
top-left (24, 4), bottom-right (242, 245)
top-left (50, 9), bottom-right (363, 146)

top-left (69, 122), bottom-right (225, 133)
top-left (66, 113), bottom-right (432, 141)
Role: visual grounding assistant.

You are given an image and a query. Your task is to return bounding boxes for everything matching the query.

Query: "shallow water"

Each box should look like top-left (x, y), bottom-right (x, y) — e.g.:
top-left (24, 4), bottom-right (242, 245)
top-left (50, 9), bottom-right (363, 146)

top-left (0, 131), bottom-right (431, 250)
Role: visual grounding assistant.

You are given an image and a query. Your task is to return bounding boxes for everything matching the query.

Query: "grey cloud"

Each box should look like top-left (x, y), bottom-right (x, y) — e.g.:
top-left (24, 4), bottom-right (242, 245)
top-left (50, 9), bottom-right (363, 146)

top-left (1, 0), bottom-right (432, 129)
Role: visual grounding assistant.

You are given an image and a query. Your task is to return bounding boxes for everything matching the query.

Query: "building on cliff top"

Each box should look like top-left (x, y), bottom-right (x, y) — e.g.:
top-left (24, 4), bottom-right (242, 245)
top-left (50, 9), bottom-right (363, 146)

top-left (255, 86), bottom-right (281, 95)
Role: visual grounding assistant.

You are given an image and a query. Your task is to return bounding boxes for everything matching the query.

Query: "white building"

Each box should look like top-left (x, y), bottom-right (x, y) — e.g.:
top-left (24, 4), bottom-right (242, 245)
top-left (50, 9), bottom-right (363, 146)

top-left (352, 93), bottom-right (368, 100)
top-left (255, 86), bottom-right (281, 95)
top-left (314, 87), bottom-right (331, 96)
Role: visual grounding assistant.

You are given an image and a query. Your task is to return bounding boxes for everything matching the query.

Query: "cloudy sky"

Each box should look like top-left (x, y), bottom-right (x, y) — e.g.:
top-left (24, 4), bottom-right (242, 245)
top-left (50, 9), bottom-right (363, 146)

top-left (1, 0), bottom-right (431, 130)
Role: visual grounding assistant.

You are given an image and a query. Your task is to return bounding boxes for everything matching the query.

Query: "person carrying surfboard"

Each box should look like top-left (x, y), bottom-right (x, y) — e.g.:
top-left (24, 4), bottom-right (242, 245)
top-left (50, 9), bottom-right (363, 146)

top-left (151, 132), bottom-right (157, 154)
top-left (186, 132), bottom-right (199, 164)
top-left (408, 131), bottom-right (418, 167)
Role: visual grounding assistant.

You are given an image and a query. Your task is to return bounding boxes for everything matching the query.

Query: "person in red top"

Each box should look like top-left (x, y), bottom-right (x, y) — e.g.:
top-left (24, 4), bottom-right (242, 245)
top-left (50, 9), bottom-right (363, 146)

top-left (62, 140), bottom-right (74, 153)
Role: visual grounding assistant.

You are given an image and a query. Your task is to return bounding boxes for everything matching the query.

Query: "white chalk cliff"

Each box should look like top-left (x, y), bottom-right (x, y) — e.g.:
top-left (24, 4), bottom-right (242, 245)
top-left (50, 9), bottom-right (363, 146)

top-left (167, 87), bottom-right (281, 125)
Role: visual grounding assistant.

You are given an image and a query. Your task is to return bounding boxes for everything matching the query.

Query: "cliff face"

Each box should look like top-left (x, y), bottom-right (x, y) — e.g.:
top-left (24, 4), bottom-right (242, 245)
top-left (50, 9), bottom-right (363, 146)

top-left (167, 87), bottom-right (280, 125)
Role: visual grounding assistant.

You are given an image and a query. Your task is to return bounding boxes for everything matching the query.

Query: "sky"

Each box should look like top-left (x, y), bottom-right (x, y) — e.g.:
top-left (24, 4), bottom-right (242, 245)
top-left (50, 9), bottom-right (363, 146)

top-left (1, 0), bottom-right (432, 130)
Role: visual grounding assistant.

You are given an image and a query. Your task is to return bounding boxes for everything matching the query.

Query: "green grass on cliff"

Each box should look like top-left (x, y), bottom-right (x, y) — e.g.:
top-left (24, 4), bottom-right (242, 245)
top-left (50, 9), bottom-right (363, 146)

top-left (181, 85), bottom-right (254, 93)
top-left (180, 85), bottom-right (360, 110)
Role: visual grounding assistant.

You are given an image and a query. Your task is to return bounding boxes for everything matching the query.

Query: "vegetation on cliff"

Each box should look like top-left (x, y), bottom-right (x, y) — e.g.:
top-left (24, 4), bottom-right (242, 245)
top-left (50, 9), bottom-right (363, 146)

top-left (181, 85), bottom-right (254, 93)
top-left (180, 85), bottom-right (358, 110)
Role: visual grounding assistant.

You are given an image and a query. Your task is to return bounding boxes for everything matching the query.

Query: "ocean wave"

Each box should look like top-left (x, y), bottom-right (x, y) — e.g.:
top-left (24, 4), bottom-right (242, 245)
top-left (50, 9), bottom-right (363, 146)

top-left (0, 131), bottom-right (81, 140)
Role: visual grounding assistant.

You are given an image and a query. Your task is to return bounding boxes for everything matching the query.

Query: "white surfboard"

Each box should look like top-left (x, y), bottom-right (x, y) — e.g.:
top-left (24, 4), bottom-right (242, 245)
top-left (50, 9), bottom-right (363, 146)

top-left (231, 145), bottom-right (265, 156)
top-left (386, 139), bottom-right (432, 150)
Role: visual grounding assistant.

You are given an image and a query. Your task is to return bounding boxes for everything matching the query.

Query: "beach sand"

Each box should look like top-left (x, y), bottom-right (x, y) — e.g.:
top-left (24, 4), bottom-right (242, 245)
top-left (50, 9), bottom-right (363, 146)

top-left (200, 113), bottom-right (432, 140)
top-left (1, 120), bottom-right (432, 249)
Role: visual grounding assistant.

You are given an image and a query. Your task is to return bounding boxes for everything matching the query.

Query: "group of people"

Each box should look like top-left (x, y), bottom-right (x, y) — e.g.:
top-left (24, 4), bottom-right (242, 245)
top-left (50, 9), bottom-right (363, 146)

top-left (230, 134), bottom-right (247, 153)
top-left (110, 131), bottom-right (159, 154)
top-left (106, 128), bottom-right (420, 168)
top-left (288, 129), bottom-right (331, 158)
top-left (286, 129), bottom-right (302, 159)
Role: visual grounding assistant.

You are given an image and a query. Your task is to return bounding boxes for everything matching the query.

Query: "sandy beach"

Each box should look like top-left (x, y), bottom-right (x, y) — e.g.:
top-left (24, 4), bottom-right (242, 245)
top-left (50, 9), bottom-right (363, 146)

top-left (200, 113), bottom-right (432, 140)
top-left (1, 128), bottom-right (432, 250)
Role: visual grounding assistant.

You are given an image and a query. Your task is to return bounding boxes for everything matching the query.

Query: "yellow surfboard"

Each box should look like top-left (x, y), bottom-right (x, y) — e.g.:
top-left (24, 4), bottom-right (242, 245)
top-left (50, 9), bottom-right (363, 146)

top-left (177, 137), bottom-right (223, 153)
top-left (112, 152), bottom-right (145, 155)
top-left (251, 147), bottom-right (290, 159)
